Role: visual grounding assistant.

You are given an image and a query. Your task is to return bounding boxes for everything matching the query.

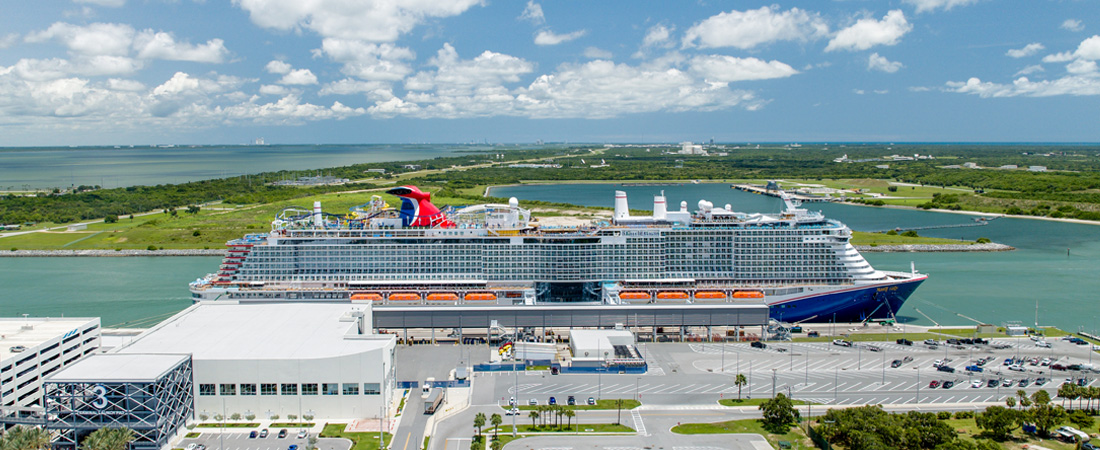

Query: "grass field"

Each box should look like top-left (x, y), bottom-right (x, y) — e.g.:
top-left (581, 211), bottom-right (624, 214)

top-left (672, 418), bottom-right (813, 450)
top-left (319, 423), bottom-right (392, 450)
top-left (850, 231), bottom-right (974, 246)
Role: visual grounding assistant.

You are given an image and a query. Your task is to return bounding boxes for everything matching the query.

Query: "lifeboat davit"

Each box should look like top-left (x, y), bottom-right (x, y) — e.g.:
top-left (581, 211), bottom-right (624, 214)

top-left (464, 293), bottom-right (497, 301)
top-left (656, 291), bottom-right (690, 300)
top-left (694, 291), bottom-right (727, 299)
top-left (732, 290), bottom-right (765, 299)
top-left (350, 293), bottom-right (384, 301)
top-left (388, 292), bottom-right (421, 302)
top-left (426, 293), bottom-right (460, 302)
top-left (619, 292), bottom-right (651, 300)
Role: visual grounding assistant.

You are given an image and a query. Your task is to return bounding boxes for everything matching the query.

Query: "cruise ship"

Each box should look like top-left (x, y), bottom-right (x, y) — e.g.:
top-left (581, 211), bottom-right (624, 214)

top-left (190, 186), bottom-right (926, 323)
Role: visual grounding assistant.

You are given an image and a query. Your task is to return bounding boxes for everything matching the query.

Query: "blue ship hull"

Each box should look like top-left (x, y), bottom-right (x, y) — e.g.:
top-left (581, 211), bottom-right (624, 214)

top-left (768, 275), bottom-right (926, 323)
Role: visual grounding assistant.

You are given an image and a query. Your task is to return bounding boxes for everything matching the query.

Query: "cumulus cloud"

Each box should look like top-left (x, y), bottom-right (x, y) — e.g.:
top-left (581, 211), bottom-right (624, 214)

top-left (1062, 19), bottom-right (1084, 32)
top-left (0, 33), bottom-right (20, 49)
top-left (826, 10), bottom-right (912, 52)
top-left (1006, 43), bottom-right (1044, 58)
top-left (534, 29), bottom-right (586, 46)
top-left (74, 0), bottom-right (126, 7)
top-left (265, 60), bottom-right (293, 74)
top-left (583, 47), bottom-right (612, 59)
top-left (688, 55), bottom-right (799, 83)
top-left (518, 1), bottom-right (544, 25)
top-left (133, 31), bottom-right (228, 63)
top-left (946, 76), bottom-right (1100, 97)
top-left (318, 78), bottom-right (393, 100)
top-left (26, 22), bottom-right (135, 56)
top-left (279, 68), bottom-right (318, 85)
top-left (259, 84), bottom-right (290, 96)
top-left (1043, 35), bottom-right (1100, 63)
top-left (903, 0), bottom-right (979, 13)
top-left (643, 24), bottom-right (674, 48)
top-left (867, 53), bottom-right (903, 73)
top-left (682, 6), bottom-right (828, 49)
top-left (232, 0), bottom-right (483, 43)
top-left (1015, 65), bottom-right (1044, 76)
top-left (317, 39), bottom-right (416, 82)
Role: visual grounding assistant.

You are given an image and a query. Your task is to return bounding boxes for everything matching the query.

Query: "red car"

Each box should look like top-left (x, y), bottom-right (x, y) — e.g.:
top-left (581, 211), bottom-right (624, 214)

top-left (929, 380), bottom-right (941, 388)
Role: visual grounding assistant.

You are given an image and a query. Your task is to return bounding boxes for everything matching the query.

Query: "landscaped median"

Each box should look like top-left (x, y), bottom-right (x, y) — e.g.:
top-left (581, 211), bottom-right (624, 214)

top-left (469, 422), bottom-right (634, 450)
top-left (672, 418), bottom-right (812, 450)
top-left (718, 398), bottom-right (816, 407)
top-left (318, 424), bottom-right (392, 450)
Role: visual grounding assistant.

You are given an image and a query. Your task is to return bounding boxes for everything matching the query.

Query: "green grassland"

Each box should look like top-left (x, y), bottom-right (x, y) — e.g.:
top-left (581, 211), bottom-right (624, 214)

top-left (672, 418), bottom-right (813, 450)
top-left (319, 423), bottom-right (392, 450)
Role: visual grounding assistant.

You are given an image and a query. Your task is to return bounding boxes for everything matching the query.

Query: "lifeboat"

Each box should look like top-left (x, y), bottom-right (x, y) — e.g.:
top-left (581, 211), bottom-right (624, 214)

top-left (426, 293), bottom-right (460, 302)
top-left (464, 293), bottom-right (497, 301)
top-left (619, 292), bottom-right (651, 300)
top-left (732, 290), bottom-right (765, 299)
top-left (694, 291), bottom-right (727, 299)
top-left (388, 292), bottom-right (421, 302)
top-left (350, 293), bottom-right (383, 302)
top-left (656, 291), bottom-right (690, 300)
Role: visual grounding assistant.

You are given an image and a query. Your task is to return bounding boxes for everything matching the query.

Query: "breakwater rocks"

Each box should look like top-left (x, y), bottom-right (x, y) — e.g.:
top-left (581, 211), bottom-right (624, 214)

top-left (857, 243), bottom-right (1014, 252)
top-left (3, 249), bottom-right (227, 257)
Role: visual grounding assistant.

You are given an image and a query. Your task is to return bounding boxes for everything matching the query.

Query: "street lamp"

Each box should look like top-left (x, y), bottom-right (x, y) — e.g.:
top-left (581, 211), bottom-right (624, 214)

top-left (772, 368), bottom-right (778, 399)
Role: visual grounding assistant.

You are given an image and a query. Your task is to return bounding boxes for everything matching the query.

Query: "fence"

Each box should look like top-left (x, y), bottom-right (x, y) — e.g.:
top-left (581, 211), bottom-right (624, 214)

top-left (807, 425), bottom-right (831, 450)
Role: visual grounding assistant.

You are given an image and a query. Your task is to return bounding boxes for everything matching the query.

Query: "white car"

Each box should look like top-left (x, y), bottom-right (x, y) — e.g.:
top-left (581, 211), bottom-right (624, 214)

top-left (971, 379), bottom-right (984, 388)
top-left (505, 407), bottom-right (519, 416)
top-left (1008, 364), bottom-right (1026, 372)
top-left (1041, 358), bottom-right (1052, 366)
top-left (296, 430), bottom-right (308, 439)
top-left (1002, 379), bottom-right (1014, 387)
top-left (1036, 340), bottom-right (1051, 348)
top-left (186, 445), bottom-right (197, 450)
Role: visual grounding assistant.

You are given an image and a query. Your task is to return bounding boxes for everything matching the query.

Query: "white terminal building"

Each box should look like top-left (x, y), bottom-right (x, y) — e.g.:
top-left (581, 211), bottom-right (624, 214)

top-left (0, 317), bottom-right (101, 418)
top-left (110, 302), bottom-right (397, 420)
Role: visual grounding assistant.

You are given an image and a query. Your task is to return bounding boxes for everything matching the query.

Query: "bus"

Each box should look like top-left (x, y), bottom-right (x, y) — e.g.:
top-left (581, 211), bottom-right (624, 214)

top-left (424, 388), bottom-right (445, 415)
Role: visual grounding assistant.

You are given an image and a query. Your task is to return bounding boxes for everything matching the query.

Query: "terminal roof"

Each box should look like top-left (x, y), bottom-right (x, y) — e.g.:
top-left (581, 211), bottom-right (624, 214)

top-left (48, 353), bottom-right (190, 382)
top-left (0, 318), bottom-right (98, 363)
top-left (117, 303), bottom-right (392, 360)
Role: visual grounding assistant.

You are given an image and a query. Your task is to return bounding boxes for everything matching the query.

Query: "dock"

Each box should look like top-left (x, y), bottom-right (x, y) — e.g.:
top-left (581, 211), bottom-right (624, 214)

top-left (732, 184), bottom-right (836, 202)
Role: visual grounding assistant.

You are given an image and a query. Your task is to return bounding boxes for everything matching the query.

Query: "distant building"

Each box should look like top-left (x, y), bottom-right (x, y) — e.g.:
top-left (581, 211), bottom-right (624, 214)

top-left (272, 175), bottom-right (350, 186)
top-left (365, 168), bottom-right (386, 174)
top-left (1028, 166), bottom-right (1048, 172)
top-left (963, 162), bottom-right (979, 169)
top-left (941, 165), bottom-right (963, 169)
top-left (678, 141), bottom-right (706, 155)
top-left (875, 165), bottom-right (890, 169)
top-left (402, 164), bottom-right (422, 170)
top-left (998, 165), bottom-right (1018, 170)
top-left (508, 164), bottom-right (561, 169)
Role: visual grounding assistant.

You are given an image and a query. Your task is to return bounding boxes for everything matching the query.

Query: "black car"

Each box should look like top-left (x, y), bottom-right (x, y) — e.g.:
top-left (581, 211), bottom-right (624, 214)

top-left (277, 429), bottom-right (288, 439)
top-left (987, 379), bottom-right (998, 387)
top-left (896, 338), bottom-right (913, 346)
top-left (937, 365), bottom-right (956, 373)
top-left (942, 381), bottom-right (954, 389)
top-left (751, 341), bottom-right (767, 349)
top-left (1078, 378), bottom-right (1089, 386)
top-left (567, 395), bottom-right (576, 405)
top-left (946, 338), bottom-right (959, 345)
top-left (891, 359), bottom-right (903, 368)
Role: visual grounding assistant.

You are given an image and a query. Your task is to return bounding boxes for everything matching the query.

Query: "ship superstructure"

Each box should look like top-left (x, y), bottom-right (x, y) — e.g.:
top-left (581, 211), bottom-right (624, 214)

top-left (190, 186), bottom-right (926, 323)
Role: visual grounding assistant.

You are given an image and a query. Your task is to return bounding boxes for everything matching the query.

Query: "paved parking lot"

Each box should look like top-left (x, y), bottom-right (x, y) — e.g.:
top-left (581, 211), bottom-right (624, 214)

top-left (180, 432), bottom-right (351, 450)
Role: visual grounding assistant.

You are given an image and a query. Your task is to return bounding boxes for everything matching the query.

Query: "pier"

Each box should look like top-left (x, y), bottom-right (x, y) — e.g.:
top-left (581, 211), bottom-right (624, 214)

top-left (731, 184), bottom-right (836, 202)
top-left (871, 217), bottom-right (1001, 233)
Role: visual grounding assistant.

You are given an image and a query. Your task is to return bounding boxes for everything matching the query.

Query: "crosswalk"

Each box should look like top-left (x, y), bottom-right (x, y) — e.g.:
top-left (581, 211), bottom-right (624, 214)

top-left (631, 410), bottom-right (647, 436)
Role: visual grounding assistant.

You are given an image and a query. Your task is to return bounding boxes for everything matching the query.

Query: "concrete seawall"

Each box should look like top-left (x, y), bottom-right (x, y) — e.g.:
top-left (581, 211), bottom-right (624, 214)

top-left (857, 243), bottom-right (1014, 252)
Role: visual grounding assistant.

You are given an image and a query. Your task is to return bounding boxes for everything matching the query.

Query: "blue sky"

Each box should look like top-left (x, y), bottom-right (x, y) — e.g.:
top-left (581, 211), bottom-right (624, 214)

top-left (1, 0), bottom-right (1098, 146)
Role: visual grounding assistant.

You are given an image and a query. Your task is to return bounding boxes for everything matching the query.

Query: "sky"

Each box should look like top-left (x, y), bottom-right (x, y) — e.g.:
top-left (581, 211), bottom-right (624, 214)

top-left (1, 0), bottom-right (1099, 146)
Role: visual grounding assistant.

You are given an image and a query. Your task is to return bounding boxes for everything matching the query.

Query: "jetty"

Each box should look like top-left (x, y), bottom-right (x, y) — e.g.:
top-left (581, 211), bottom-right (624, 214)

top-left (871, 217), bottom-right (1001, 233)
top-left (732, 183), bottom-right (836, 202)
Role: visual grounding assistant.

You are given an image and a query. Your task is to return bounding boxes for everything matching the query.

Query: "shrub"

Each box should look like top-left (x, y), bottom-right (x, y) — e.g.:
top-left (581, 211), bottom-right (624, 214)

top-left (976, 237), bottom-right (991, 244)
top-left (147, 245), bottom-right (158, 251)
top-left (937, 411), bottom-right (952, 420)
top-left (104, 215), bottom-right (117, 223)
top-left (954, 410), bottom-right (974, 419)
top-left (10, 248), bottom-right (16, 252)
top-left (901, 230), bottom-right (919, 237)
top-left (886, 230), bottom-right (898, 236)
top-left (193, 230), bottom-right (201, 236)
top-left (887, 186), bottom-right (898, 192)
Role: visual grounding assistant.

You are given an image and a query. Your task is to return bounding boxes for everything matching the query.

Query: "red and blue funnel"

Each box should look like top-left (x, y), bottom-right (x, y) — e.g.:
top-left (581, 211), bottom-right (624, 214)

top-left (386, 186), bottom-right (455, 228)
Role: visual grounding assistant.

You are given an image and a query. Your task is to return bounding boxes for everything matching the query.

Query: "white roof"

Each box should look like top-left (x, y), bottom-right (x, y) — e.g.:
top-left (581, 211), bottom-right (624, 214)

top-left (569, 329), bottom-right (634, 358)
top-left (0, 317), bottom-right (99, 364)
top-left (48, 353), bottom-right (189, 382)
top-left (117, 303), bottom-right (391, 361)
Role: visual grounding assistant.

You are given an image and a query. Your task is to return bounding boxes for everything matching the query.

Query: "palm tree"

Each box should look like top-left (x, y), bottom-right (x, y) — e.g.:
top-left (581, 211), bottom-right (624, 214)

top-left (3, 425), bottom-right (52, 450)
top-left (528, 411), bottom-right (539, 429)
top-left (490, 439), bottom-right (503, 450)
top-left (489, 413), bottom-right (502, 439)
top-left (81, 427), bottom-right (135, 450)
top-left (1017, 390), bottom-right (1031, 410)
top-left (734, 374), bottom-right (748, 401)
top-left (1058, 383), bottom-right (1076, 409)
top-left (563, 410), bottom-right (575, 431)
top-left (473, 412), bottom-right (486, 438)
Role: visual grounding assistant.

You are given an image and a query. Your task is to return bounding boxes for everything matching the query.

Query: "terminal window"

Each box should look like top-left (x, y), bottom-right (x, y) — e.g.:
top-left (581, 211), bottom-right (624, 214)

top-left (322, 383), bottom-right (339, 396)
top-left (220, 384), bottom-right (236, 396)
top-left (241, 384), bottom-right (257, 395)
top-left (261, 383), bottom-right (277, 395)
top-left (342, 383), bottom-right (359, 395)
top-left (199, 384), bottom-right (216, 396)
top-left (302, 384), bottom-right (318, 395)
top-left (363, 383), bottom-right (380, 395)
top-left (281, 384), bottom-right (297, 395)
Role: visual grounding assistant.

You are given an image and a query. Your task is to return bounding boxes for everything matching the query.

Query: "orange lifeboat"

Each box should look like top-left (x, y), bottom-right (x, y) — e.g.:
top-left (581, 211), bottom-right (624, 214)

top-left (426, 293), bottom-right (460, 302)
top-left (694, 291), bottom-right (727, 299)
top-left (733, 290), bottom-right (765, 299)
top-left (464, 293), bottom-right (497, 301)
top-left (619, 292), bottom-right (651, 300)
top-left (388, 292), bottom-right (421, 302)
top-left (656, 291), bottom-right (690, 300)
top-left (350, 293), bottom-right (384, 301)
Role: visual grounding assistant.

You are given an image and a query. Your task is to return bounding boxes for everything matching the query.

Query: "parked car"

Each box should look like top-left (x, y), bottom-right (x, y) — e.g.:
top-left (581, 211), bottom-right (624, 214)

top-left (865, 345), bottom-right (882, 352)
top-left (1052, 363), bottom-right (1068, 371)
top-left (751, 341), bottom-right (767, 349)
top-left (249, 431), bottom-right (257, 439)
top-left (528, 398), bottom-right (538, 405)
top-left (278, 429), bottom-right (288, 439)
top-left (942, 381), bottom-right (955, 389)
top-left (1036, 377), bottom-right (1048, 385)
top-left (832, 339), bottom-right (853, 347)
top-left (1008, 364), bottom-right (1026, 372)
top-left (971, 379), bottom-right (984, 388)
top-left (1078, 378), bottom-right (1089, 387)
top-left (186, 444), bottom-right (197, 450)
top-left (937, 365), bottom-right (956, 373)
top-left (549, 396), bottom-right (557, 405)
top-left (1002, 379), bottom-right (1014, 387)
top-left (896, 338), bottom-right (913, 346)
top-left (1004, 358), bottom-right (1014, 366)
top-left (1029, 358), bottom-right (1040, 366)
top-left (505, 407), bottom-right (519, 416)
top-left (1018, 379), bottom-right (1031, 387)
top-left (1041, 358), bottom-right (1052, 366)
top-left (929, 380), bottom-right (941, 388)
top-left (259, 429), bottom-right (269, 438)
top-left (924, 339), bottom-right (938, 346)
top-left (987, 379), bottom-right (999, 388)
top-left (296, 430), bottom-right (307, 439)
top-left (946, 338), bottom-right (959, 345)
top-left (567, 395), bottom-right (576, 405)
top-left (1036, 340), bottom-right (1052, 348)
top-left (289, 446), bottom-right (298, 450)
top-left (587, 397), bottom-right (596, 405)
top-left (807, 331), bottom-right (820, 338)
top-left (891, 359), bottom-right (903, 368)
top-left (966, 365), bottom-right (983, 372)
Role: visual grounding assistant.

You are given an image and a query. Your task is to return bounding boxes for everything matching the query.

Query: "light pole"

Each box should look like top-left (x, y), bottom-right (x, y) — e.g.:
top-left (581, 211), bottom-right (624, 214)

top-left (512, 343), bottom-right (518, 437)
top-left (721, 338), bottom-right (725, 373)
top-left (772, 368), bottom-right (778, 399)
top-left (635, 377), bottom-right (640, 402)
